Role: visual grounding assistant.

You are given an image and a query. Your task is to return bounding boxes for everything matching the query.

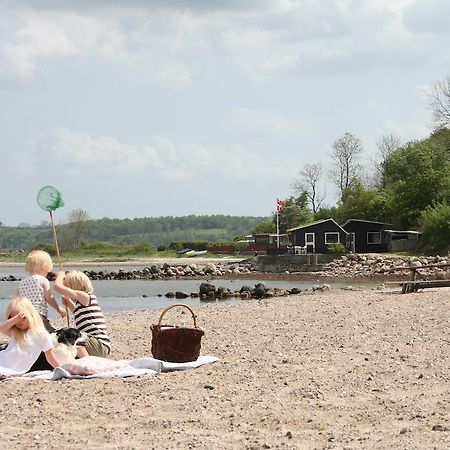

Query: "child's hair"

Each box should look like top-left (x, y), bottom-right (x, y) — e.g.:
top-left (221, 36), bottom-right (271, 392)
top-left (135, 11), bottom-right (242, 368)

top-left (25, 250), bottom-right (53, 274)
top-left (6, 297), bottom-right (46, 347)
top-left (63, 271), bottom-right (94, 294)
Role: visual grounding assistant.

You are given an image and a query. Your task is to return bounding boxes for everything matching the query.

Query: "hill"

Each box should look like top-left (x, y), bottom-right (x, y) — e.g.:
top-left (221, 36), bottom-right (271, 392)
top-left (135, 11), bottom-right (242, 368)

top-left (0, 215), bottom-right (268, 250)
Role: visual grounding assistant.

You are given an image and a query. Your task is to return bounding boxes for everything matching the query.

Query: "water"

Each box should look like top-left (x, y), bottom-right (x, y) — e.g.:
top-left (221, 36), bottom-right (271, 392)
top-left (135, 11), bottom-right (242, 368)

top-left (0, 265), bottom-right (377, 318)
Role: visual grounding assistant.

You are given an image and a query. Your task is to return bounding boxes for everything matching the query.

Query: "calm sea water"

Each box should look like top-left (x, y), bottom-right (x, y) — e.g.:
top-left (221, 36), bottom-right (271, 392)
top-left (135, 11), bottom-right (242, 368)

top-left (0, 265), bottom-right (377, 317)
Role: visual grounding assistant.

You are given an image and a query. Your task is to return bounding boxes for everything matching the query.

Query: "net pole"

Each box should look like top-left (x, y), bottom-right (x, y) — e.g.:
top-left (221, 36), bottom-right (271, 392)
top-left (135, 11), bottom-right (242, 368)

top-left (49, 210), bottom-right (70, 327)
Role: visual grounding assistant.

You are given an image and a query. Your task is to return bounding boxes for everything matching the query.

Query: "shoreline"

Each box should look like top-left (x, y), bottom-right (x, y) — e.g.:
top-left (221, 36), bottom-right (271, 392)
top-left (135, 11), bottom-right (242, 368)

top-left (0, 256), bottom-right (245, 268)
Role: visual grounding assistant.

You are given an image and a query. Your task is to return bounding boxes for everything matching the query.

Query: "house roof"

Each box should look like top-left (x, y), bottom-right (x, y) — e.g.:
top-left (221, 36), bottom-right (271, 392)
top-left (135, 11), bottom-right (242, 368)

top-left (342, 219), bottom-right (392, 227)
top-left (253, 233), bottom-right (288, 237)
top-left (384, 229), bottom-right (421, 235)
top-left (287, 218), bottom-right (347, 233)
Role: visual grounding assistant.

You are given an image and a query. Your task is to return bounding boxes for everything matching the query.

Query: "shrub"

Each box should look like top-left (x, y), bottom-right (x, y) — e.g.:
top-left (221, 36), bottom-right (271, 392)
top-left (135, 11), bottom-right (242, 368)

top-left (327, 242), bottom-right (347, 254)
top-left (419, 202), bottom-right (450, 254)
top-left (32, 243), bottom-right (56, 255)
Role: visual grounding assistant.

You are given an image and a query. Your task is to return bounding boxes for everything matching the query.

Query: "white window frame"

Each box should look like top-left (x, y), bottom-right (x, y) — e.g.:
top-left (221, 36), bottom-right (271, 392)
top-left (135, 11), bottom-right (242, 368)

top-left (305, 233), bottom-right (315, 252)
top-left (325, 232), bottom-right (340, 245)
top-left (367, 232), bottom-right (382, 244)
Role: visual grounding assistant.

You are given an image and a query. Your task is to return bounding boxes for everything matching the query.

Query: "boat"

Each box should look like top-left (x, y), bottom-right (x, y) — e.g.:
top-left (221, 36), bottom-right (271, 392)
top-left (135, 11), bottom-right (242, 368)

top-left (184, 250), bottom-right (208, 257)
top-left (177, 248), bottom-right (192, 255)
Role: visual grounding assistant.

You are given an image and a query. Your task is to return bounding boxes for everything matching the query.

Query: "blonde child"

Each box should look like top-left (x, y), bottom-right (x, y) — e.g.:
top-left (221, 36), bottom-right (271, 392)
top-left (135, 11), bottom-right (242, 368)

top-left (0, 297), bottom-right (61, 377)
top-left (18, 250), bottom-right (67, 332)
top-left (54, 270), bottom-right (111, 358)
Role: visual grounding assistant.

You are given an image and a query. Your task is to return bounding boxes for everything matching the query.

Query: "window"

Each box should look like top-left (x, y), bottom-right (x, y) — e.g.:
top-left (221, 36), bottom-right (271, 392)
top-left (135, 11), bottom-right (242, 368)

top-left (367, 232), bottom-right (381, 244)
top-left (325, 232), bottom-right (340, 244)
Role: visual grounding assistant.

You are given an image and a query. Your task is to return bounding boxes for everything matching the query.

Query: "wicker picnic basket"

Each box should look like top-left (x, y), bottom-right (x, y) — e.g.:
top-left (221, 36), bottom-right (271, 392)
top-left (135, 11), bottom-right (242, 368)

top-left (150, 303), bottom-right (205, 363)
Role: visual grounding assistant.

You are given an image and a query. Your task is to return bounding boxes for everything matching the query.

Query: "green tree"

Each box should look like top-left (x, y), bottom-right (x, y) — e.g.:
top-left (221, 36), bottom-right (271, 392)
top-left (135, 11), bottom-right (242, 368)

top-left (252, 220), bottom-right (275, 234)
top-left (276, 194), bottom-right (312, 232)
top-left (419, 202), bottom-right (450, 254)
top-left (382, 136), bottom-right (450, 228)
top-left (340, 179), bottom-right (391, 223)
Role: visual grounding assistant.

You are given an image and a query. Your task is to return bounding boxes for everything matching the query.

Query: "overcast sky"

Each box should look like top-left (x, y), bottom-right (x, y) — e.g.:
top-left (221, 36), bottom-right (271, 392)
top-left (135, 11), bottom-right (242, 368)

top-left (1, 0), bottom-right (449, 226)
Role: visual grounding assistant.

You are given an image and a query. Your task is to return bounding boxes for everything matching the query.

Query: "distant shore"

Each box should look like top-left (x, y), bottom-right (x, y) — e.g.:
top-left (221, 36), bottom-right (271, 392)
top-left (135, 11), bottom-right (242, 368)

top-left (0, 255), bottom-right (246, 268)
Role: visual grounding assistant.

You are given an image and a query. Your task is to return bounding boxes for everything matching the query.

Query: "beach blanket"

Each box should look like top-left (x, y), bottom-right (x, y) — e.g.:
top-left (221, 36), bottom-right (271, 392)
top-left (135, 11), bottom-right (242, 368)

top-left (4, 355), bottom-right (219, 381)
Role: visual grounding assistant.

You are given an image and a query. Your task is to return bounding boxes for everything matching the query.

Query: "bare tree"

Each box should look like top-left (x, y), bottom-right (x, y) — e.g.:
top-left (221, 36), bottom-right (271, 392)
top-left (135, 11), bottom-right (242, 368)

top-left (330, 131), bottom-right (363, 201)
top-left (371, 133), bottom-right (402, 188)
top-left (292, 162), bottom-right (325, 213)
top-left (428, 75), bottom-right (450, 129)
top-left (66, 209), bottom-right (91, 250)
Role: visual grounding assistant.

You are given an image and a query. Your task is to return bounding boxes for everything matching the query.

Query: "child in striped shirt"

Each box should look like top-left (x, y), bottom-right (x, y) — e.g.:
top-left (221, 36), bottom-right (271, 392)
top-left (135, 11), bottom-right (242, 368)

top-left (54, 270), bottom-right (111, 358)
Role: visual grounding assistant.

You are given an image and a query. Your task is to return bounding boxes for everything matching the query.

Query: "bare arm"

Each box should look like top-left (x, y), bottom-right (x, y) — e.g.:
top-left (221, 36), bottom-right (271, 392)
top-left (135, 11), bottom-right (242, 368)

top-left (44, 348), bottom-right (61, 369)
top-left (41, 277), bottom-right (67, 318)
top-left (54, 271), bottom-right (90, 306)
top-left (0, 312), bottom-right (25, 337)
top-left (62, 296), bottom-right (76, 312)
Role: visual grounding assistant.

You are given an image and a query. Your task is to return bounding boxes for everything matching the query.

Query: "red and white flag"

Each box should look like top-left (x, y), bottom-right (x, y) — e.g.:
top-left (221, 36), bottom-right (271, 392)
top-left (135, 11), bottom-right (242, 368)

top-left (276, 199), bottom-right (285, 213)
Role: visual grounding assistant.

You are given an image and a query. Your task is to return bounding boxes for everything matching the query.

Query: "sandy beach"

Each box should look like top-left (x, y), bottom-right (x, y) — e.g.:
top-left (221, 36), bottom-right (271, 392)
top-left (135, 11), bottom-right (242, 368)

top-left (0, 284), bottom-right (449, 449)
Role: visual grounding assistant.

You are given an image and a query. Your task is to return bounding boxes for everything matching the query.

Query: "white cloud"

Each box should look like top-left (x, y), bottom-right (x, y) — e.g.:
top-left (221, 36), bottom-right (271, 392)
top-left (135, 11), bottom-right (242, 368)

top-left (17, 128), bottom-right (266, 181)
top-left (403, 0), bottom-right (450, 34)
top-left (229, 107), bottom-right (312, 137)
top-left (2, 0), bottom-right (448, 85)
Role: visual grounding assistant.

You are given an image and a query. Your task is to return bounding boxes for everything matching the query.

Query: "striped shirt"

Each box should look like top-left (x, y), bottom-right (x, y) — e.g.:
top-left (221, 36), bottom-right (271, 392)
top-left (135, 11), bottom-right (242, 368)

top-left (73, 294), bottom-right (110, 351)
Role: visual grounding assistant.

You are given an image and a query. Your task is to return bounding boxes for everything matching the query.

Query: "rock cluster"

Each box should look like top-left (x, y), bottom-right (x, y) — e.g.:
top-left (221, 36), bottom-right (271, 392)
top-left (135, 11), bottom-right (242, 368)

top-left (80, 262), bottom-right (257, 281)
top-left (320, 253), bottom-right (450, 279)
top-left (163, 281), bottom-right (329, 302)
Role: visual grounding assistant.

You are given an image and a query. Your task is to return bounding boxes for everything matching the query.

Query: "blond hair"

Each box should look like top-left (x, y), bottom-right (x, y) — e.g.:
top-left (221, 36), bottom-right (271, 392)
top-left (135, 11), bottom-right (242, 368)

top-left (25, 250), bottom-right (53, 274)
top-left (63, 270), bottom-right (94, 294)
top-left (6, 297), bottom-right (46, 347)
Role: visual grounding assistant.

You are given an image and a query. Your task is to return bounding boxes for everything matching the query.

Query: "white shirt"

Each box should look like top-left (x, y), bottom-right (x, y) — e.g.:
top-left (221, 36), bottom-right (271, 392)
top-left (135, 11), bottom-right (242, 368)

top-left (0, 331), bottom-right (53, 376)
top-left (18, 274), bottom-right (48, 316)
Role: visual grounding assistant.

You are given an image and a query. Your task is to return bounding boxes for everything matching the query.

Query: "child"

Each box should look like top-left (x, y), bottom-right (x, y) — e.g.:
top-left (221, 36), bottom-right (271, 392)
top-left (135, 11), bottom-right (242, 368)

top-left (0, 297), bottom-right (61, 377)
top-left (54, 270), bottom-right (111, 358)
top-left (18, 250), bottom-right (67, 332)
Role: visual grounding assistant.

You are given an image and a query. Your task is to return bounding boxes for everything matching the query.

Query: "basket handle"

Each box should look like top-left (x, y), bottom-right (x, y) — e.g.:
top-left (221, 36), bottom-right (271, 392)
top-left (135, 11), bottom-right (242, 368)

top-left (157, 303), bottom-right (199, 328)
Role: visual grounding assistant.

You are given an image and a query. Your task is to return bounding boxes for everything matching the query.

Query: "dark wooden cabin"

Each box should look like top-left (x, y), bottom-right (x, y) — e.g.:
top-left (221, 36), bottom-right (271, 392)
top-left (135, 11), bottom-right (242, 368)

top-left (287, 219), bottom-right (348, 254)
top-left (341, 219), bottom-right (391, 253)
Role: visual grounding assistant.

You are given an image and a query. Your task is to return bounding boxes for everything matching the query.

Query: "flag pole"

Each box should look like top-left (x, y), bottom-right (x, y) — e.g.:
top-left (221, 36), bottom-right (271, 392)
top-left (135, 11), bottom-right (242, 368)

top-left (276, 200), bottom-right (280, 249)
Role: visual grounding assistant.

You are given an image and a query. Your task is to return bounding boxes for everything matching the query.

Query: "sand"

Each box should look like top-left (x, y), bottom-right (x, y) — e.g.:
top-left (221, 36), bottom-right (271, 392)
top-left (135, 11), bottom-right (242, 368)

top-left (0, 286), bottom-right (449, 449)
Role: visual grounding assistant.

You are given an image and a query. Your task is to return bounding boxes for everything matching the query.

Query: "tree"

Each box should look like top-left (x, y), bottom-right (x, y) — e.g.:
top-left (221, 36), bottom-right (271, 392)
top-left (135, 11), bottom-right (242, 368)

top-left (292, 162), bottom-right (326, 213)
top-left (330, 131), bottom-right (363, 200)
top-left (252, 220), bottom-right (276, 234)
top-left (371, 133), bottom-right (402, 188)
top-left (275, 194), bottom-right (312, 232)
top-left (65, 209), bottom-right (91, 250)
top-left (419, 202), bottom-right (450, 254)
top-left (340, 179), bottom-right (390, 223)
top-left (428, 74), bottom-right (450, 129)
top-left (382, 136), bottom-right (450, 228)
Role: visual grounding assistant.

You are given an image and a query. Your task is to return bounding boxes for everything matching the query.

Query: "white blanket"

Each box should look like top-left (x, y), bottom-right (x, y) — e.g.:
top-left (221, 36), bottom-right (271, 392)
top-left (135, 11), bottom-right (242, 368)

top-left (5, 355), bottom-right (219, 381)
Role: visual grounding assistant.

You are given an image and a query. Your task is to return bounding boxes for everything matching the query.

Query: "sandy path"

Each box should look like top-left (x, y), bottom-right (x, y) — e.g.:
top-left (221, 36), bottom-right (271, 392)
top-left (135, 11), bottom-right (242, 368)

top-left (0, 287), bottom-right (449, 449)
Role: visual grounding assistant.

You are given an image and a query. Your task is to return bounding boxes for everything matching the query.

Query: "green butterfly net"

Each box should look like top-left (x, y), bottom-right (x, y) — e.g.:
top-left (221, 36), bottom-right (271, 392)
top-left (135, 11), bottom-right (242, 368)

top-left (37, 186), bottom-right (65, 212)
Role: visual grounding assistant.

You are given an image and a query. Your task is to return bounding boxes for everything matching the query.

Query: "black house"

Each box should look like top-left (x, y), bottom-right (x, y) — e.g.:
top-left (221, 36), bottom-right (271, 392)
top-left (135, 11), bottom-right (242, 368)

top-left (288, 219), bottom-right (348, 254)
top-left (341, 219), bottom-right (390, 253)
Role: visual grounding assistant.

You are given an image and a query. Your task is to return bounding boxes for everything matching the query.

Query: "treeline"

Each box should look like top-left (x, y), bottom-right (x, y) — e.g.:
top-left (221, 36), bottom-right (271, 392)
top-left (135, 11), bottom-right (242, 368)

top-left (0, 215), bottom-right (267, 250)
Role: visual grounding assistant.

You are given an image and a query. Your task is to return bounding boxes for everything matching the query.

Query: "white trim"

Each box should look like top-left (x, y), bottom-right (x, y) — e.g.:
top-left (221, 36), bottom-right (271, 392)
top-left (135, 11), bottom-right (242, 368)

top-left (325, 232), bottom-right (340, 245)
top-left (305, 232), bottom-right (315, 252)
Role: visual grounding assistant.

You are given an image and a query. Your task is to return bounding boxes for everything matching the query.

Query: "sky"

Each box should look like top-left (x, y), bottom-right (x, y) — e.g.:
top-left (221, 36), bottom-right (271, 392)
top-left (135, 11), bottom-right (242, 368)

top-left (1, 0), bottom-right (449, 227)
